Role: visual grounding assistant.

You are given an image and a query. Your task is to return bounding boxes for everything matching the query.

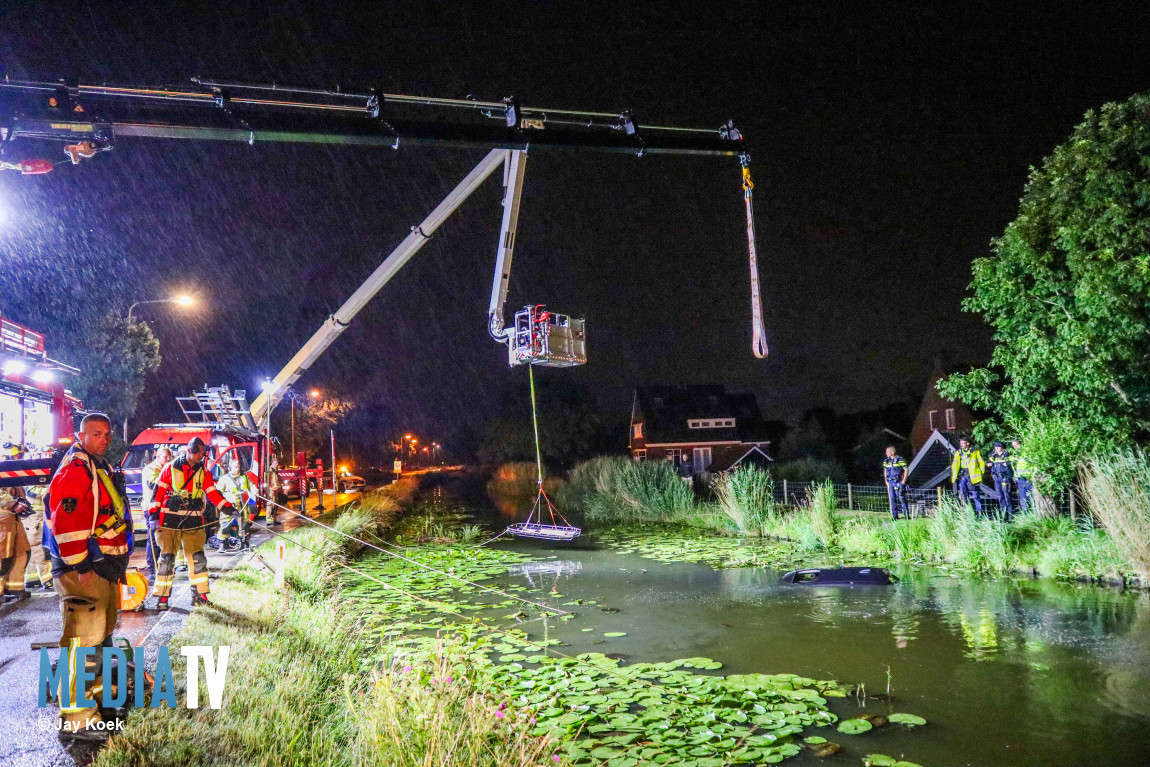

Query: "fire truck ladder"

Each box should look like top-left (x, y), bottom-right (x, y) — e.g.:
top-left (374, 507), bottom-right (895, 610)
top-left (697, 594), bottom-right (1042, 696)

top-left (175, 385), bottom-right (257, 431)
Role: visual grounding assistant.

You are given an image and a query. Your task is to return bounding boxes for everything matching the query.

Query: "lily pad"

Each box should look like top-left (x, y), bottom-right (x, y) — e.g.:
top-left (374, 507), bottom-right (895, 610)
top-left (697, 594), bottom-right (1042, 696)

top-left (604, 632), bottom-right (629, 637)
top-left (863, 755), bottom-right (897, 767)
top-left (838, 718), bottom-right (874, 735)
top-left (888, 713), bottom-right (927, 726)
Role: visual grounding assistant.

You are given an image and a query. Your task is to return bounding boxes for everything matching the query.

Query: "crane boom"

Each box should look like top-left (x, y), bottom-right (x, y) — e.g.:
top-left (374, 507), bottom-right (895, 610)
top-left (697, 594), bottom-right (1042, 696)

top-left (0, 76), bottom-right (761, 429)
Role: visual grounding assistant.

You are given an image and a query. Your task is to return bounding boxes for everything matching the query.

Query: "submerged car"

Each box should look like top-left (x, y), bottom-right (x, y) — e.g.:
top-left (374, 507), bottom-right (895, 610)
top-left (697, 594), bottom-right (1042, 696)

top-left (778, 567), bottom-right (898, 586)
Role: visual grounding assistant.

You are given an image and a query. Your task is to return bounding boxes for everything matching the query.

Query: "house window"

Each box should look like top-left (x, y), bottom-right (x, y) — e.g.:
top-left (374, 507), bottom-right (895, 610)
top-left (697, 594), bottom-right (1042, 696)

top-left (945, 408), bottom-right (956, 430)
top-left (692, 447), bottom-right (712, 471)
top-left (634, 449), bottom-right (646, 462)
top-left (633, 423), bottom-right (643, 439)
top-left (928, 410), bottom-right (939, 430)
top-left (688, 418), bottom-right (736, 429)
top-left (665, 448), bottom-right (682, 463)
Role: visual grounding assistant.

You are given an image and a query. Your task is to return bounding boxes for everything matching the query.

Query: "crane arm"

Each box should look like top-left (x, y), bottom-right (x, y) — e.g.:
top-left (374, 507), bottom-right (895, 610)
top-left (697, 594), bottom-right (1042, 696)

top-left (249, 148), bottom-right (509, 426)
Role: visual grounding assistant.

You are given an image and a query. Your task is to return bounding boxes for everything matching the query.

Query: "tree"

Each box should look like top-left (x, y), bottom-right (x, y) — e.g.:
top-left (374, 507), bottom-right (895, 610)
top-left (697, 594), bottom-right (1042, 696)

top-left (777, 416), bottom-right (836, 462)
top-left (941, 92), bottom-right (1150, 449)
top-left (271, 395), bottom-right (354, 461)
top-left (64, 313), bottom-right (162, 426)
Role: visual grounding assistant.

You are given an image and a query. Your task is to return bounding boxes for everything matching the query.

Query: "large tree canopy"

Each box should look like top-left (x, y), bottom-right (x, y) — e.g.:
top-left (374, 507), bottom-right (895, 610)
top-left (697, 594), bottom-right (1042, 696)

top-left (941, 92), bottom-right (1150, 448)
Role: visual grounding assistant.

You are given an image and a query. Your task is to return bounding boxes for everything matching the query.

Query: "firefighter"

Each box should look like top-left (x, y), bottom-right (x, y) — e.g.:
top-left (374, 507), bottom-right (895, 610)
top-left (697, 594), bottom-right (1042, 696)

top-left (882, 445), bottom-right (910, 520)
top-left (1010, 439), bottom-right (1034, 513)
top-left (988, 441), bottom-right (1014, 518)
top-left (215, 457), bottom-right (255, 551)
top-left (140, 446), bottom-right (174, 579)
top-left (950, 438), bottom-right (985, 512)
top-left (1, 486), bottom-right (33, 603)
top-left (149, 437), bottom-right (237, 610)
top-left (46, 413), bottom-right (130, 740)
top-left (23, 484), bottom-right (53, 590)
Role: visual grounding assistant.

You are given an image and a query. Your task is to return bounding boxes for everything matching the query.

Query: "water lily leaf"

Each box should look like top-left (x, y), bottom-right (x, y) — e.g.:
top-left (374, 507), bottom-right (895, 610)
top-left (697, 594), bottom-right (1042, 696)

top-left (804, 736), bottom-right (827, 744)
top-left (837, 718), bottom-right (874, 735)
top-left (863, 755), bottom-right (897, 767)
top-left (888, 713), bottom-right (927, 726)
top-left (893, 762), bottom-right (924, 767)
top-left (604, 632), bottom-right (629, 637)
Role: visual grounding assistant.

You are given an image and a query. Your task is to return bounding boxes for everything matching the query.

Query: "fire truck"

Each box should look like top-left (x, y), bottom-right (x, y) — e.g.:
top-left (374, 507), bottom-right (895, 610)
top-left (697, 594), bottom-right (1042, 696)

top-left (0, 313), bottom-right (83, 481)
top-left (121, 386), bottom-right (324, 526)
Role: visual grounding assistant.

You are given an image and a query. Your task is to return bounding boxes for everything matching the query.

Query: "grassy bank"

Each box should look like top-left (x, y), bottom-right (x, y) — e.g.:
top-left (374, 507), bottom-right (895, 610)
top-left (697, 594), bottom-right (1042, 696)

top-left (95, 490), bottom-right (556, 767)
top-left (561, 458), bottom-right (1141, 584)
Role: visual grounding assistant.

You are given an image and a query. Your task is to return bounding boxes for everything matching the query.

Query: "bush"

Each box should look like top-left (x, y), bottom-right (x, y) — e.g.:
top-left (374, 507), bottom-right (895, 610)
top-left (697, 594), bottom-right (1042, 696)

top-left (487, 461), bottom-right (544, 498)
top-left (1081, 449), bottom-right (1150, 581)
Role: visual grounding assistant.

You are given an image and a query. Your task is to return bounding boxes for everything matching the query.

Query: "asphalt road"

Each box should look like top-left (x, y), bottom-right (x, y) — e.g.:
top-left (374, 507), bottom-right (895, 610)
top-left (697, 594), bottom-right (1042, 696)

top-left (0, 488), bottom-right (369, 767)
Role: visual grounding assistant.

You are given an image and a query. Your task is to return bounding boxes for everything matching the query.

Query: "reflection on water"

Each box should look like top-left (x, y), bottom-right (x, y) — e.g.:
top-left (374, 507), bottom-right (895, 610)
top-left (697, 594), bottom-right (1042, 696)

top-left (489, 540), bottom-right (1150, 767)
top-left (508, 559), bottom-right (584, 589)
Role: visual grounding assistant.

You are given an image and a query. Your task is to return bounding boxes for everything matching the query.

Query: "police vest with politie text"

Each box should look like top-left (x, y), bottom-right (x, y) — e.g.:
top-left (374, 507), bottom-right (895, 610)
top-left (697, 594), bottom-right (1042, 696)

top-left (47, 442), bottom-right (132, 582)
top-left (149, 456), bottom-right (232, 529)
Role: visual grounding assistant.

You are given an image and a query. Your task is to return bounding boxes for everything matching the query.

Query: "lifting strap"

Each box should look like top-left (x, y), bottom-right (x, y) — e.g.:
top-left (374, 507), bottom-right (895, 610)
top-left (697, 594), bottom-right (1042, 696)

top-left (742, 162), bottom-right (769, 359)
top-left (524, 364), bottom-right (574, 529)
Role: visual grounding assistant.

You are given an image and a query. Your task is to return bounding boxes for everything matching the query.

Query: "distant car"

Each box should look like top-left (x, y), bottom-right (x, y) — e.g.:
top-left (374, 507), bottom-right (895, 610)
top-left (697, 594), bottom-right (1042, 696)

top-left (336, 468), bottom-right (366, 493)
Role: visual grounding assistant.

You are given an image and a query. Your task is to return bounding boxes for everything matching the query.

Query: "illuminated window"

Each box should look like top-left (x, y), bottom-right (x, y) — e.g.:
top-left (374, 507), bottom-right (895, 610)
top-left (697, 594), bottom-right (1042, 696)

top-left (633, 423), bottom-right (643, 439)
top-left (634, 449), bottom-right (646, 462)
top-left (928, 410), bottom-right (939, 430)
top-left (945, 408), bottom-right (956, 430)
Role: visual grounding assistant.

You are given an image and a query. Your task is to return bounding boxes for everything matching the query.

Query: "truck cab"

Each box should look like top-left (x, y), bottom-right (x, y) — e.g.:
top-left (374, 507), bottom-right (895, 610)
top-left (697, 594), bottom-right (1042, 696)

top-left (121, 386), bottom-right (265, 529)
top-left (0, 313), bottom-right (82, 458)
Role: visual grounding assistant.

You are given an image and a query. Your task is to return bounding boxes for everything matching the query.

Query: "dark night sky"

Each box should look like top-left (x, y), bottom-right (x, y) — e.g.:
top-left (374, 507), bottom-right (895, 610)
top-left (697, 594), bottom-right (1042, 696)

top-left (0, 1), bottom-right (1146, 449)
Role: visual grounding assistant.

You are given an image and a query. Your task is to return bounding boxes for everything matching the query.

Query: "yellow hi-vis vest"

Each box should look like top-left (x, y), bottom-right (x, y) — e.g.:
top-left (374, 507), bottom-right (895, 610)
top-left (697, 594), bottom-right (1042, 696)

top-left (951, 448), bottom-right (985, 484)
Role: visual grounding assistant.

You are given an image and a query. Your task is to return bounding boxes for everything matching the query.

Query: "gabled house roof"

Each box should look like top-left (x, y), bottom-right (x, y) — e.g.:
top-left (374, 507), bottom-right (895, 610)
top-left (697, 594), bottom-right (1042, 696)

top-left (729, 444), bottom-right (773, 469)
top-left (906, 429), bottom-right (963, 488)
top-left (633, 384), bottom-right (770, 445)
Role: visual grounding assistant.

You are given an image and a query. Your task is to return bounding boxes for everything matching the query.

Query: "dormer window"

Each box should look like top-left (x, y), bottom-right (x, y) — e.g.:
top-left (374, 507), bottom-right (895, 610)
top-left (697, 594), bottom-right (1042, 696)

top-left (688, 418), bottom-right (735, 429)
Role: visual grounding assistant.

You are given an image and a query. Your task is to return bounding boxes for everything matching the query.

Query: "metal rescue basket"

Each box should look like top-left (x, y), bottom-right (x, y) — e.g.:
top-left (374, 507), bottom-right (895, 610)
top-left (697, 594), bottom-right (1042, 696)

top-left (507, 305), bottom-right (587, 367)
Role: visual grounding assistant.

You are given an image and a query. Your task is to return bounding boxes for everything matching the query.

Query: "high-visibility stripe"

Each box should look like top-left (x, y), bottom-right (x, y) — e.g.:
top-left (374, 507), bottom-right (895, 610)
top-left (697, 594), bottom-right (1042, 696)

top-left (53, 530), bottom-right (91, 544)
top-left (61, 552), bottom-right (87, 565)
top-left (189, 574), bottom-right (209, 584)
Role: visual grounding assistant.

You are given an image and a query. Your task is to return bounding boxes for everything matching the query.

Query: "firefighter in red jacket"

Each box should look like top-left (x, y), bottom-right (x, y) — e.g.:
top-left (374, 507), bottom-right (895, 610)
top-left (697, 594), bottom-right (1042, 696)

top-left (47, 413), bottom-right (130, 740)
top-left (149, 437), bottom-right (236, 610)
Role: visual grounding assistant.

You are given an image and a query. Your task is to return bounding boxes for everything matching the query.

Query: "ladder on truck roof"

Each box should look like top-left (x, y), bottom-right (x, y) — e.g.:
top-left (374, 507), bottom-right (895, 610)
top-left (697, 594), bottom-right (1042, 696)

top-left (176, 386), bottom-right (257, 432)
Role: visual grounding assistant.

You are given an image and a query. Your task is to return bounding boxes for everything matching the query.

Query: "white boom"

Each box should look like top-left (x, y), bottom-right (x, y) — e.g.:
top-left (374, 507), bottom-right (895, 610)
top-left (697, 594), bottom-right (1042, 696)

top-left (250, 148), bottom-right (510, 427)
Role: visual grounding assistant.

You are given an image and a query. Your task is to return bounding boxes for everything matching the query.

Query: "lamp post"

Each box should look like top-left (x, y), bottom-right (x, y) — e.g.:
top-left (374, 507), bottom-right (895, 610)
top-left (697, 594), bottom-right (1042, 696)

top-left (285, 388), bottom-right (322, 459)
top-left (127, 294), bottom-right (195, 323)
top-left (123, 294), bottom-right (197, 440)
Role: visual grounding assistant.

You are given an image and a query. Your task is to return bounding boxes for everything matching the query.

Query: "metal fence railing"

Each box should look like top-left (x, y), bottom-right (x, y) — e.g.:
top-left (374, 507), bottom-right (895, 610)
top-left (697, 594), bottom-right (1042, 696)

top-left (770, 480), bottom-right (1076, 517)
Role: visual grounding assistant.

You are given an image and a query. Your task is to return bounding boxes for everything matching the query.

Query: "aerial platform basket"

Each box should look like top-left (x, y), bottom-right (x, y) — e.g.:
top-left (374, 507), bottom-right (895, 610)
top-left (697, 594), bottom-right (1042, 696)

top-left (508, 305), bottom-right (586, 368)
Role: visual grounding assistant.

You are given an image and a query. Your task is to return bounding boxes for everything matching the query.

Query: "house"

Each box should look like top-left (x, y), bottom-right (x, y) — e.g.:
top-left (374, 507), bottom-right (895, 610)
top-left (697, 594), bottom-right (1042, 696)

top-left (629, 385), bottom-right (772, 473)
top-left (905, 429), bottom-right (995, 503)
top-left (850, 426), bottom-right (912, 482)
top-left (909, 369), bottom-right (973, 453)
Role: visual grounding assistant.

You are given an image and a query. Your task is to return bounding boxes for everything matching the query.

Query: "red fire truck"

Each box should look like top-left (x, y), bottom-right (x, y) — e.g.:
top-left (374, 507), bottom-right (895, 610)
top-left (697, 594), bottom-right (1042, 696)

top-left (0, 313), bottom-right (83, 469)
top-left (121, 386), bottom-right (325, 527)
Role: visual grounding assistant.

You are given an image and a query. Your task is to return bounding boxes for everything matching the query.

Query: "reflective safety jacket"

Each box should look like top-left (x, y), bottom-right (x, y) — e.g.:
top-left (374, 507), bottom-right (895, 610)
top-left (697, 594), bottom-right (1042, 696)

top-left (217, 471), bottom-right (255, 510)
top-left (951, 448), bottom-right (985, 485)
top-left (140, 455), bottom-right (170, 512)
top-left (883, 455), bottom-right (908, 483)
top-left (1009, 453), bottom-right (1031, 479)
top-left (150, 456), bottom-right (230, 529)
top-left (988, 452), bottom-right (1013, 480)
top-left (47, 445), bottom-right (130, 581)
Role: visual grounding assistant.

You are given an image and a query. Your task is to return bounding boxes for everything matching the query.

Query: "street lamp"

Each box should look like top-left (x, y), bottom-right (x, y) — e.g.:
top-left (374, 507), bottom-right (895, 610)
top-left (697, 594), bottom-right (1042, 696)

top-left (127, 294), bottom-right (196, 323)
top-left (284, 388), bottom-right (321, 458)
top-left (121, 294), bottom-right (198, 441)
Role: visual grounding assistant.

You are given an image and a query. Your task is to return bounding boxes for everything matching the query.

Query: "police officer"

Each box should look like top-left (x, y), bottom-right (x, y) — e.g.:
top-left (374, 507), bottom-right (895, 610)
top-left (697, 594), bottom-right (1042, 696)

top-left (950, 438), bottom-right (984, 512)
top-left (987, 442), bottom-right (1014, 518)
top-left (1010, 439), bottom-right (1034, 513)
top-left (149, 437), bottom-right (237, 610)
top-left (882, 445), bottom-right (909, 520)
top-left (47, 413), bottom-right (130, 740)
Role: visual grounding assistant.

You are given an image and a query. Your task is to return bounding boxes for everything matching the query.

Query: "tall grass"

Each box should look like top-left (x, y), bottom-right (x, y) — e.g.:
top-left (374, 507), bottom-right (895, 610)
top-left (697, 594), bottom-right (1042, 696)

top-left (1081, 449), bottom-right (1150, 581)
top-left (713, 465), bottom-right (778, 534)
top-left (559, 456), bottom-right (697, 524)
top-left (781, 481), bottom-right (842, 551)
top-left (96, 512), bottom-right (557, 767)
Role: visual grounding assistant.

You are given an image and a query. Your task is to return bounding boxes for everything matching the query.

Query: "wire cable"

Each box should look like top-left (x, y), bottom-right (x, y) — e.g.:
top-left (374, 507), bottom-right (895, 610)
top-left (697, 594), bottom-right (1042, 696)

top-left (254, 492), bottom-right (570, 617)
